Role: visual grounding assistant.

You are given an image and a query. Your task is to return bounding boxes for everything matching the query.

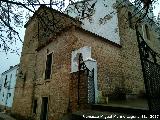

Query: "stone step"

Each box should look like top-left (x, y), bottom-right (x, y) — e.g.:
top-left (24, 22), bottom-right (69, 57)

top-left (62, 102), bottom-right (150, 120)
top-left (91, 104), bottom-right (149, 115)
top-left (70, 110), bottom-right (151, 120)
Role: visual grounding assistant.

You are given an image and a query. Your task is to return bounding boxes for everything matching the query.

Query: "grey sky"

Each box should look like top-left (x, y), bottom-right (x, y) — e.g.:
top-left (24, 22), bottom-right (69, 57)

top-left (0, 28), bottom-right (24, 74)
top-left (0, 0), bottom-right (159, 74)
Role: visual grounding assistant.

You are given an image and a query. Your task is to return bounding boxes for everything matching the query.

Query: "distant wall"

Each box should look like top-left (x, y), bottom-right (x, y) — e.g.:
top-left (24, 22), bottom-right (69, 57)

top-left (66, 0), bottom-right (120, 44)
top-left (0, 65), bottom-right (18, 108)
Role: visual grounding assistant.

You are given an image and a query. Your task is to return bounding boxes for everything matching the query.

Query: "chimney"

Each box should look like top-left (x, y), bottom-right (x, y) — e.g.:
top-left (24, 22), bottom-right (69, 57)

top-left (10, 66), bottom-right (13, 69)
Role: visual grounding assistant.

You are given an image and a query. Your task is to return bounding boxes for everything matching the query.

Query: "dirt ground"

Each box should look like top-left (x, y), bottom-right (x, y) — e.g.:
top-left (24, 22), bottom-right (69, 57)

top-left (0, 112), bottom-right (16, 120)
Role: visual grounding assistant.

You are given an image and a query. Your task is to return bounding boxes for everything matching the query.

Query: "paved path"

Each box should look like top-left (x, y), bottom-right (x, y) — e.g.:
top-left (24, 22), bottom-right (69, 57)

top-left (0, 112), bottom-right (16, 120)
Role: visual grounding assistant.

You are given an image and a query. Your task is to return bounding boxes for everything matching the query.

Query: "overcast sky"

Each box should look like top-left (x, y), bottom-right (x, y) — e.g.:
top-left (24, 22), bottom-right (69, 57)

top-left (0, 0), bottom-right (160, 74)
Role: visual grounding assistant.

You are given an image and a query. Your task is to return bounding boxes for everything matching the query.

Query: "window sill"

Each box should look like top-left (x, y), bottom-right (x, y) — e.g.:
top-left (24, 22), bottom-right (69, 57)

top-left (35, 79), bottom-right (51, 86)
top-left (44, 79), bottom-right (51, 82)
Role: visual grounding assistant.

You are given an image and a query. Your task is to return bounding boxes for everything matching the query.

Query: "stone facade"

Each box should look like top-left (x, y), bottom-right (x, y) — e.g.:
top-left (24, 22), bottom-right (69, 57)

top-left (12, 2), bottom-right (160, 120)
top-left (117, 6), bottom-right (160, 94)
top-left (12, 23), bottom-right (123, 119)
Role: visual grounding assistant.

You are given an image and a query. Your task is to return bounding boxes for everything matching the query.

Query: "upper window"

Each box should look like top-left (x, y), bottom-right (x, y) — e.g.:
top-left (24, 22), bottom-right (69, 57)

top-left (45, 53), bottom-right (52, 80)
top-left (128, 12), bottom-right (133, 28)
top-left (7, 93), bottom-right (11, 98)
top-left (145, 24), bottom-right (150, 40)
top-left (4, 75), bottom-right (7, 87)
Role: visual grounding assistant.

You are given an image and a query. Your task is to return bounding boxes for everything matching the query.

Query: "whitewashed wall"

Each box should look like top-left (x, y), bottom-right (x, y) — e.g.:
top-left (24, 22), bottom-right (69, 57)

top-left (0, 74), bottom-right (2, 105)
top-left (71, 46), bottom-right (91, 73)
top-left (0, 65), bottom-right (18, 108)
top-left (65, 0), bottom-right (120, 44)
top-left (71, 46), bottom-right (98, 103)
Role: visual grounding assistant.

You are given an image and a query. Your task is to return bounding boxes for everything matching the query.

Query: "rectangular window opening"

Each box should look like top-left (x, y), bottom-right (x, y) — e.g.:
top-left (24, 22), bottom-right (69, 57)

top-left (33, 99), bottom-right (37, 114)
top-left (45, 53), bottom-right (52, 80)
top-left (40, 97), bottom-right (48, 120)
top-left (4, 75), bottom-right (7, 87)
top-left (128, 12), bottom-right (133, 29)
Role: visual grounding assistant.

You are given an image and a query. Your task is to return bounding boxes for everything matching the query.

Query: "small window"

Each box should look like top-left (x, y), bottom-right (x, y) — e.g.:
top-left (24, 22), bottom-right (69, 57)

top-left (128, 12), bottom-right (133, 28)
top-left (8, 93), bottom-right (11, 97)
top-left (4, 75), bottom-right (7, 87)
top-left (145, 24), bottom-right (150, 40)
top-left (33, 99), bottom-right (37, 114)
top-left (45, 53), bottom-right (52, 80)
top-left (41, 97), bottom-right (48, 120)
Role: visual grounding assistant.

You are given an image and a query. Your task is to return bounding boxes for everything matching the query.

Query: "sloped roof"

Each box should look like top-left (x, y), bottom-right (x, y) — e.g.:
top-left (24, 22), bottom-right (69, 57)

top-left (24, 5), bottom-right (82, 51)
top-left (24, 5), bottom-right (81, 28)
top-left (1, 64), bottom-right (19, 75)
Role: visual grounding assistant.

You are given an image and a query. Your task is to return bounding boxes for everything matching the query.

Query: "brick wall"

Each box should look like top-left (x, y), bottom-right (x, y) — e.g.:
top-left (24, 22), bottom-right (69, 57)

top-left (12, 17), bottom-right (38, 117)
top-left (70, 70), bottom-right (90, 112)
top-left (12, 5), bottom-right (160, 120)
top-left (12, 6), bottom-right (80, 119)
top-left (32, 28), bottom-right (91, 120)
top-left (117, 6), bottom-right (160, 94)
top-left (73, 28), bottom-right (123, 95)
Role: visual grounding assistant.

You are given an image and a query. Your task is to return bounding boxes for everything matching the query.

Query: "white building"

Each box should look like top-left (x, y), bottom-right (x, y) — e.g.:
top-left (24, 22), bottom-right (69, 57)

top-left (0, 74), bottom-right (2, 97)
top-left (65, 0), bottom-right (121, 44)
top-left (65, 0), bottom-right (157, 45)
top-left (0, 65), bottom-right (19, 109)
top-left (157, 11), bottom-right (160, 25)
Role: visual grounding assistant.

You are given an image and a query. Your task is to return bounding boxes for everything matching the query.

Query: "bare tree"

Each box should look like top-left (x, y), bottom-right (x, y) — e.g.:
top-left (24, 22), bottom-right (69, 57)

top-left (0, 0), bottom-right (158, 54)
top-left (0, 0), bottom-right (66, 54)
